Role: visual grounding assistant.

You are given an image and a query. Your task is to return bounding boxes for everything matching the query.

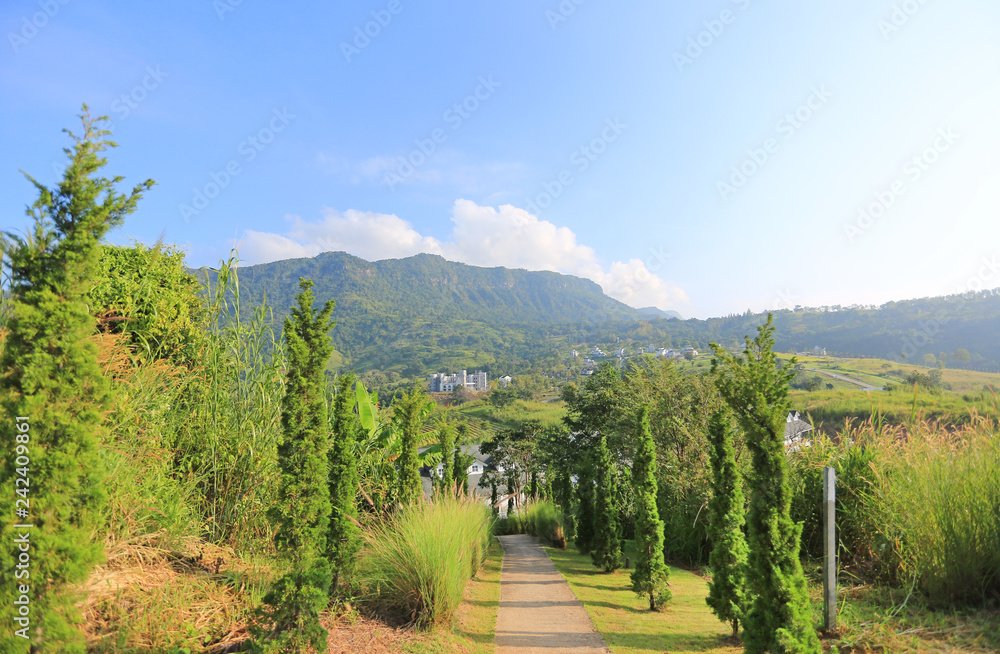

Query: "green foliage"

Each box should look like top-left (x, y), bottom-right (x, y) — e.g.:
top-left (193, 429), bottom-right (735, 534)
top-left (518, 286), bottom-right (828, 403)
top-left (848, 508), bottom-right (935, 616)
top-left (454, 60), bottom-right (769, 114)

top-left (327, 374), bottom-right (361, 595)
top-left (630, 406), bottom-right (671, 610)
top-left (452, 425), bottom-right (475, 495)
top-left (251, 279), bottom-right (335, 653)
top-left (710, 315), bottom-right (821, 654)
top-left (359, 494), bottom-right (493, 628)
top-left (623, 357), bottom-right (722, 565)
top-left (436, 422), bottom-right (456, 495)
top-left (590, 435), bottom-right (622, 572)
top-left (0, 108), bottom-right (153, 653)
top-left (554, 466), bottom-right (576, 542)
top-left (393, 384), bottom-right (432, 506)
top-left (183, 254), bottom-right (286, 548)
top-left (705, 409), bottom-right (747, 637)
top-left (494, 500), bottom-right (565, 546)
top-left (575, 456), bottom-right (596, 554)
top-left (91, 242), bottom-right (207, 366)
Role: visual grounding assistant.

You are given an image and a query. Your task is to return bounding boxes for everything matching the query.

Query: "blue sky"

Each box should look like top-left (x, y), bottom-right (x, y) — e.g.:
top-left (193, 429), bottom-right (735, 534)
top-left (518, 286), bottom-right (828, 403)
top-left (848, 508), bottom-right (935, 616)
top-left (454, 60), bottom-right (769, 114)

top-left (2, 1), bottom-right (999, 318)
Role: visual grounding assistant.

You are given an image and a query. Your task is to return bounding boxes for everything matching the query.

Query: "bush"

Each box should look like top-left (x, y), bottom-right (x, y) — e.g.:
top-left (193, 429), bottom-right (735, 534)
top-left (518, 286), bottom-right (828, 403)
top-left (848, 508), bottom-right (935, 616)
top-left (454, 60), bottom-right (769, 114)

top-left (359, 495), bottom-right (493, 627)
top-left (876, 420), bottom-right (1000, 604)
top-left (493, 500), bottom-right (566, 547)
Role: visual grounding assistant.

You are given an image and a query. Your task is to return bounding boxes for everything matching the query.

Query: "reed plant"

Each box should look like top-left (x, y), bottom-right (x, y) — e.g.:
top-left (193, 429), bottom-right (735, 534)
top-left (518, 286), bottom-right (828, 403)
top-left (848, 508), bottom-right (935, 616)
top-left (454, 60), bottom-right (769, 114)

top-left (874, 416), bottom-right (1000, 604)
top-left (359, 494), bottom-right (493, 627)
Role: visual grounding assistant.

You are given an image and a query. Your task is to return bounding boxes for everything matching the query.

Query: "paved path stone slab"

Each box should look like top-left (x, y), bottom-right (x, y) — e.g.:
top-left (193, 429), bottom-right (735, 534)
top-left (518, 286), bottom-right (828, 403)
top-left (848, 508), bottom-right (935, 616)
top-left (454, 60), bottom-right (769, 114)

top-left (495, 535), bottom-right (610, 654)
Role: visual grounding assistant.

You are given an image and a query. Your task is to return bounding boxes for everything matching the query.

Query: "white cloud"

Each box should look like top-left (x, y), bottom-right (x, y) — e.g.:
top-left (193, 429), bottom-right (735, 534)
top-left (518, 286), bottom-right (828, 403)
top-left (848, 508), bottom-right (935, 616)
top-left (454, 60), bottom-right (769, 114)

top-left (237, 200), bottom-right (689, 311)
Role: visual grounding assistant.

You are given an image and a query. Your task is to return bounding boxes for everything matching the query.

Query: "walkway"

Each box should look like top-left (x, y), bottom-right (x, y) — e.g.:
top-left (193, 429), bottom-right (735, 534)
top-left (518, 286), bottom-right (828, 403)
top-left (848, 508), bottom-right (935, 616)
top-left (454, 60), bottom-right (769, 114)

top-left (494, 535), bottom-right (610, 654)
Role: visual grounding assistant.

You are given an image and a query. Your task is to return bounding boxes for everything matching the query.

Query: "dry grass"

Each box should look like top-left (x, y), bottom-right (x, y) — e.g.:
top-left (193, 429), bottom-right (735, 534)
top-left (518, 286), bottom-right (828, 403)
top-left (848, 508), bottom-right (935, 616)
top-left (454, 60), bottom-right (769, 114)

top-left (81, 532), bottom-right (273, 653)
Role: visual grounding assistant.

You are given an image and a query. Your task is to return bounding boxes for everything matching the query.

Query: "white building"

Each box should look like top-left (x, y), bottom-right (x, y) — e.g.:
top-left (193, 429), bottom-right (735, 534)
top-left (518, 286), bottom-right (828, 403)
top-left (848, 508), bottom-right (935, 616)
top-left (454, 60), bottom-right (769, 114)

top-left (429, 369), bottom-right (489, 392)
top-left (498, 375), bottom-right (512, 388)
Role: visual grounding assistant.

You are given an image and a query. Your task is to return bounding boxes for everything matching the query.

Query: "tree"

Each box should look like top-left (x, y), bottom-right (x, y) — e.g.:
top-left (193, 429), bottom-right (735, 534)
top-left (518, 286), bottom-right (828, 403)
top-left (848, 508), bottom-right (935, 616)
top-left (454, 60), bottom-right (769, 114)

top-left (90, 242), bottom-right (207, 366)
top-left (252, 279), bottom-right (335, 653)
top-left (393, 385), bottom-right (431, 506)
top-left (630, 406), bottom-right (671, 610)
top-left (453, 423), bottom-right (475, 494)
top-left (327, 374), bottom-right (361, 596)
top-left (574, 455), bottom-right (596, 553)
top-left (590, 435), bottom-right (622, 572)
top-left (705, 409), bottom-right (748, 638)
top-left (710, 314), bottom-right (820, 654)
top-left (437, 422), bottom-right (456, 495)
top-left (0, 108), bottom-right (153, 652)
top-left (954, 348), bottom-right (971, 366)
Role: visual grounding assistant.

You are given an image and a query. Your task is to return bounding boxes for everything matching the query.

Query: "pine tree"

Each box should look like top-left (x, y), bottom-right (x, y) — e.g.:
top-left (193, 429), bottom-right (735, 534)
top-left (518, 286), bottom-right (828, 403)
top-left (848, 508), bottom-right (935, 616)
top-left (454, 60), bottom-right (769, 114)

top-left (327, 374), bottom-right (361, 596)
top-left (574, 455), bottom-right (596, 553)
top-left (705, 409), bottom-right (748, 638)
top-left (454, 423), bottom-right (474, 494)
top-left (437, 422), bottom-right (456, 496)
top-left (251, 279), bottom-right (335, 653)
top-left (393, 385), bottom-right (430, 506)
top-left (556, 466), bottom-right (576, 542)
top-left (630, 406), bottom-right (671, 610)
top-left (710, 315), bottom-right (821, 653)
top-left (590, 435), bottom-right (622, 572)
top-left (0, 108), bottom-right (153, 652)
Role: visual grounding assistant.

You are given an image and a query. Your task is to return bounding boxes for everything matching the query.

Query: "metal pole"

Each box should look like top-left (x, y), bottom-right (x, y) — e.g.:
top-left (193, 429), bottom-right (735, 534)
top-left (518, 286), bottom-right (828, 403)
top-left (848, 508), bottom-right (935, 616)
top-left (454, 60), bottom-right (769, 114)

top-left (822, 466), bottom-right (837, 630)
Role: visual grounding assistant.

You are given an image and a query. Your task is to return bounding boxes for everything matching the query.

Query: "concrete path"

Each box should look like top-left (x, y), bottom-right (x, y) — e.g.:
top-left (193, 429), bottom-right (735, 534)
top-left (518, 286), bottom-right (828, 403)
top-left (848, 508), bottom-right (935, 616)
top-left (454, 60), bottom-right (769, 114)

top-left (494, 535), bottom-right (610, 654)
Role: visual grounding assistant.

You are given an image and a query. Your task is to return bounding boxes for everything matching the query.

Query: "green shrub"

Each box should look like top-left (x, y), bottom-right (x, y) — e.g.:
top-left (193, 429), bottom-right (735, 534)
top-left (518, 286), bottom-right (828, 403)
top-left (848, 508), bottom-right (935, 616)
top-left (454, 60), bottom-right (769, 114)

top-left (496, 500), bottom-right (565, 546)
top-left (876, 420), bottom-right (1000, 604)
top-left (359, 494), bottom-right (493, 627)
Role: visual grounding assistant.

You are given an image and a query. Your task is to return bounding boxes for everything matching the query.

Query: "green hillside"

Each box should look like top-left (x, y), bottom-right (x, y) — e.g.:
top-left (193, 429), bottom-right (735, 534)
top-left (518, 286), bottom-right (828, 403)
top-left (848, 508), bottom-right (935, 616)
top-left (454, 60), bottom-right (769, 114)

top-left (193, 251), bottom-right (1000, 382)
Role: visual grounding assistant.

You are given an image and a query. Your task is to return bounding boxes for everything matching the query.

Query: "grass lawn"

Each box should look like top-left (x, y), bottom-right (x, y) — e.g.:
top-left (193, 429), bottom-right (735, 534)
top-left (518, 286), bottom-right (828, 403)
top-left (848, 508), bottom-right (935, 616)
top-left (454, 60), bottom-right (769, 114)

top-left (404, 537), bottom-right (504, 654)
top-left (545, 541), bottom-right (741, 654)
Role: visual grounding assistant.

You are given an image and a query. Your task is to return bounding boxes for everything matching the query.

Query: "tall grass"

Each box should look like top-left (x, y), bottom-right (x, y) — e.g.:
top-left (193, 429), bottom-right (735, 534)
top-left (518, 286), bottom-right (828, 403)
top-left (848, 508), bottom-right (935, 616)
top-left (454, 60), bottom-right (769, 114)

top-left (788, 414), bottom-right (1000, 605)
top-left (876, 418), bottom-right (1000, 604)
top-left (495, 500), bottom-right (565, 547)
top-left (359, 494), bottom-right (493, 627)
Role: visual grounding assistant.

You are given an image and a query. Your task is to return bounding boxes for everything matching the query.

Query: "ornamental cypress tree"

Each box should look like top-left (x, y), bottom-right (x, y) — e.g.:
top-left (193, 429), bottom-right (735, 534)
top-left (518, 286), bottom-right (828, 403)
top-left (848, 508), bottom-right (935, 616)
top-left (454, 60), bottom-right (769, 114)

top-left (631, 405), bottom-right (671, 610)
top-left (574, 455), bottom-right (596, 553)
top-left (327, 374), bottom-right (361, 596)
top-left (0, 108), bottom-right (153, 653)
top-left (454, 423), bottom-right (475, 494)
top-left (710, 315), bottom-right (821, 654)
top-left (393, 384), bottom-right (430, 506)
top-left (556, 466), bottom-right (576, 542)
top-left (705, 409), bottom-right (748, 638)
top-left (591, 435), bottom-right (622, 572)
top-left (251, 278), bottom-right (334, 653)
top-left (437, 422), bottom-right (456, 496)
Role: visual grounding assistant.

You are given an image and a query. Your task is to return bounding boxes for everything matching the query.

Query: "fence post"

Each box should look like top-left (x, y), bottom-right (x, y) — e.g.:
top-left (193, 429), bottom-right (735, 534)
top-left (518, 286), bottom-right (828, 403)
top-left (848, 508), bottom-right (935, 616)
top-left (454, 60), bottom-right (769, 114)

top-left (822, 466), bottom-right (837, 630)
